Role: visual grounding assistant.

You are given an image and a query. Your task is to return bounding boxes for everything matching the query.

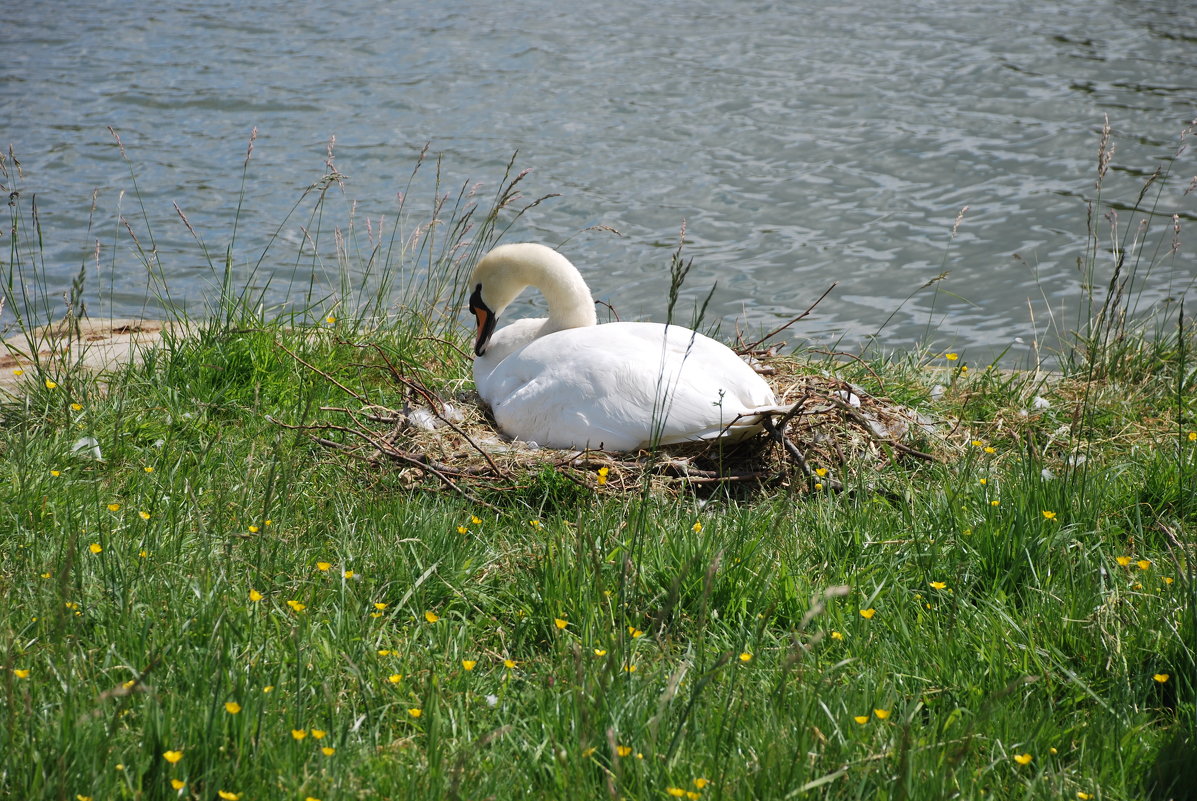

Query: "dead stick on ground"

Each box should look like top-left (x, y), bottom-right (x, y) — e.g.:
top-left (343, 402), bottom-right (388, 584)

top-left (824, 396), bottom-right (939, 462)
top-left (268, 415), bottom-right (499, 509)
top-left (739, 282), bottom-right (838, 354)
top-left (364, 342), bottom-right (504, 476)
top-left (275, 339), bottom-right (371, 405)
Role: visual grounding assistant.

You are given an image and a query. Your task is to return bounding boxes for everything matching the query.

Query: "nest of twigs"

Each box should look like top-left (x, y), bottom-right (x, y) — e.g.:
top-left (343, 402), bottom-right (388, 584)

top-left (271, 339), bottom-right (953, 505)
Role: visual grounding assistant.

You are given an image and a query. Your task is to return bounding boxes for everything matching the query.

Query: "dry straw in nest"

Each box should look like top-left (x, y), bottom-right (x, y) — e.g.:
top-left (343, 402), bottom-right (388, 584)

top-left (272, 340), bottom-right (951, 506)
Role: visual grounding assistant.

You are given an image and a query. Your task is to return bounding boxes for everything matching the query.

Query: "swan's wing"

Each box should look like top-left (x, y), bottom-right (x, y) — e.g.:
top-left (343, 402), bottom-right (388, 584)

top-left (479, 323), bottom-right (776, 450)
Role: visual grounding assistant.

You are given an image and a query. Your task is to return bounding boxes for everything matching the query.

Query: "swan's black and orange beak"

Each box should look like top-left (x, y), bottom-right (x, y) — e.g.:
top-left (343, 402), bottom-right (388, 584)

top-left (469, 283), bottom-right (496, 357)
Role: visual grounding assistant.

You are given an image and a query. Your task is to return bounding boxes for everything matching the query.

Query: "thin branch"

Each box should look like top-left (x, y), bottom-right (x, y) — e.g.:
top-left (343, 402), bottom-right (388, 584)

top-left (739, 282), bottom-right (838, 353)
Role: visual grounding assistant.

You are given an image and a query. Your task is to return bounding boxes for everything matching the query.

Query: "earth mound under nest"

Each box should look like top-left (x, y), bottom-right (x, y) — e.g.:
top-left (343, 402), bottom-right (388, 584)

top-left (273, 343), bottom-right (952, 503)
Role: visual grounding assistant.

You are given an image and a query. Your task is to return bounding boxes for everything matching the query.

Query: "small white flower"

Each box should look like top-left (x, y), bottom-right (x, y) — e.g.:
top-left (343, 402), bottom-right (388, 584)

top-left (485, 694), bottom-right (499, 707)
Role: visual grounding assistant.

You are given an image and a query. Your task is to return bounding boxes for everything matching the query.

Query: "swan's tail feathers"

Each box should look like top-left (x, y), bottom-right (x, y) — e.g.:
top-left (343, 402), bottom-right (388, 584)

top-left (673, 402), bottom-right (801, 446)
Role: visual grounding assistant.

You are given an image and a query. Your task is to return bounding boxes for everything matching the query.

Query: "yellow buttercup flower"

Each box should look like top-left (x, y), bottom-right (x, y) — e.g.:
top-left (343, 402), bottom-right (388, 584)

top-left (388, 674), bottom-right (403, 684)
top-left (407, 708), bottom-right (422, 718)
top-left (343, 570), bottom-right (355, 578)
top-left (424, 610), bottom-right (439, 623)
top-left (50, 469), bottom-right (61, 477)
top-left (162, 750), bottom-right (183, 763)
top-left (597, 466), bottom-right (609, 486)
top-left (594, 649), bottom-right (607, 656)
top-left (830, 631), bottom-right (844, 640)
top-left (1153, 673), bottom-right (1170, 683)
top-left (248, 525), bottom-right (259, 534)
top-left (321, 746), bottom-right (336, 756)
top-left (143, 465), bottom-right (153, 472)
top-left (1013, 753), bottom-right (1033, 765)
top-left (462, 660), bottom-right (477, 671)
top-left (529, 519), bottom-right (542, 529)
top-left (45, 379), bottom-right (58, 389)
top-left (738, 652), bottom-right (753, 662)
top-left (1116, 556), bottom-right (1132, 566)
top-left (692, 521), bottom-right (703, 533)
top-left (139, 511), bottom-right (151, 520)
top-left (249, 589), bottom-right (263, 602)
top-left (854, 714), bottom-right (870, 724)
top-left (374, 602), bottom-right (388, 610)
top-left (859, 608), bottom-right (876, 619)
top-left (1137, 560), bottom-right (1151, 570)
top-left (89, 543), bottom-right (102, 554)
top-left (616, 745), bottom-right (632, 757)
top-left (217, 791), bottom-right (241, 800)
top-left (554, 617), bottom-right (568, 630)
top-left (316, 561), bottom-right (332, 571)
top-left (629, 627), bottom-right (645, 638)
top-left (457, 525), bottom-right (468, 534)
top-left (1077, 793), bottom-right (1093, 800)
top-left (291, 729), bottom-right (307, 740)
top-left (107, 503), bottom-right (120, 512)
top-left (1042, 510), bottom-right (1056, 520)
top-left (170, 779), bottom-right (185, 790)
top-left (286, 600), bottom-right (306, 612)
top-left (311, 729), bottom-right (326, 739)
top-left (929, 581), bottom-right (947, 590)
top-left (471, 515), bottom-right (482, 525)
top-left (504, 659), bottom-right (517, 669)
top-left (13, 669), bottom-right (30, 678)
top-left (873, 708), bottom-right (891, 719)
top-left (667, 789), bottom-right (686, 798)
top-left (694, 779), bottom-right (709, 789)
top-left (814, 467), bottom-right (828, 477)
top-left (945, 353), bottom-right (958, 361)
top-left (224, 701), bottom-right (241, 714)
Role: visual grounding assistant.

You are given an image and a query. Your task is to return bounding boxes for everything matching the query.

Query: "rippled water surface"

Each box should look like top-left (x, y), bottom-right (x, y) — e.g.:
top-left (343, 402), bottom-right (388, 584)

top-left (4, 0), bottom-right (1196, 363)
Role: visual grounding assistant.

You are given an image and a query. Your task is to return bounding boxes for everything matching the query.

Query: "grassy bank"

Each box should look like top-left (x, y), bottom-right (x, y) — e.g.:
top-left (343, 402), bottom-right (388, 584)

top-left (2, 130), bottom-right (1196, 800)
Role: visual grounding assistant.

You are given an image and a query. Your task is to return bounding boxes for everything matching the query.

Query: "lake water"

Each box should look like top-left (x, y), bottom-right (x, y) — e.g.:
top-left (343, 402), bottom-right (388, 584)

top-left (3, 0), bottom-right (1195, 365)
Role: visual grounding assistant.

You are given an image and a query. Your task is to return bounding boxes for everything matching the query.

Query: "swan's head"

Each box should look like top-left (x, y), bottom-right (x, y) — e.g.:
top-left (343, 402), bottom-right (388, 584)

top-left (467, 281), bottom-right (500, 357)
top-left (467, 243), bottom-right (596, 357)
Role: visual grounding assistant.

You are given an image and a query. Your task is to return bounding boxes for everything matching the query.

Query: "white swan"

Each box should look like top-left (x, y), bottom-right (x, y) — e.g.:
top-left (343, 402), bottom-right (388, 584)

top-left (467, 243), bottom-right (781, 452)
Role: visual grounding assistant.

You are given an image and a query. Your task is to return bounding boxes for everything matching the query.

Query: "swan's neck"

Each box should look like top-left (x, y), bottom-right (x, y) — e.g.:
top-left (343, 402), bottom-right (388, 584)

top-left (482, 244), bottom-right (597, 332)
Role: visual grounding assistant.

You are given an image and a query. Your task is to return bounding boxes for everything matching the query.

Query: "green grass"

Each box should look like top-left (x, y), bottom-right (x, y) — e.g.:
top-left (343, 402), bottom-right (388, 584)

top-left (1, 322), bottom-right (1193, 801)
top-left (2, 129), bottom-right (1196, 800)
